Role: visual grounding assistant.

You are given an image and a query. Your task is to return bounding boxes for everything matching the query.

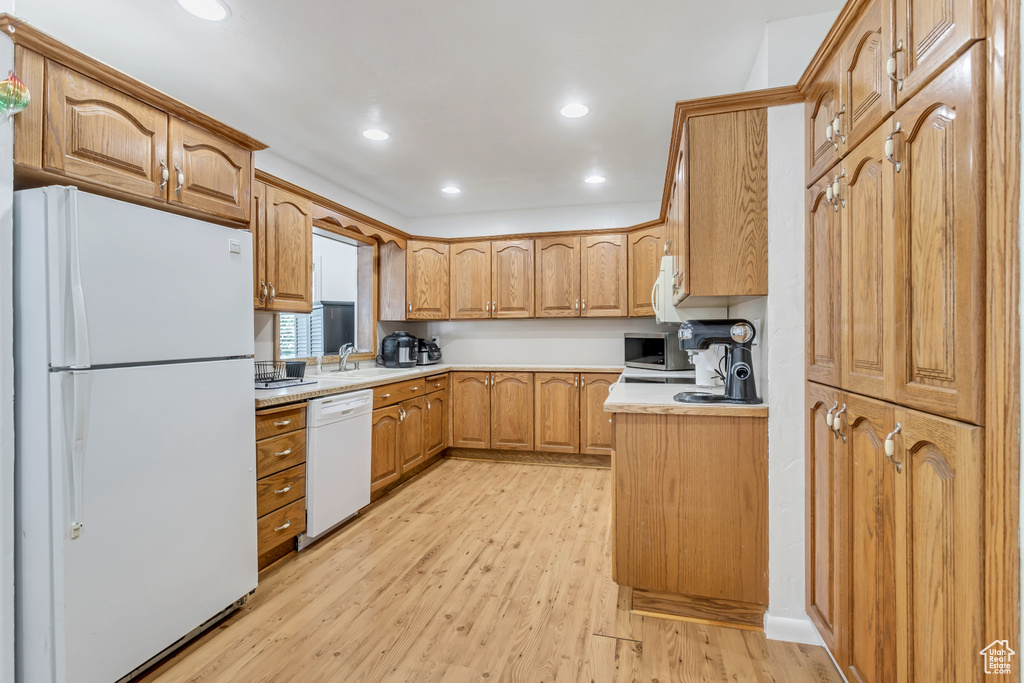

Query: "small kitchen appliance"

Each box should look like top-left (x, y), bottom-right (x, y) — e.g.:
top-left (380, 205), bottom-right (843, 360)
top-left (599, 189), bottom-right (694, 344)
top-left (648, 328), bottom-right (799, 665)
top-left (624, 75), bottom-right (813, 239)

top-left (624, 332), bottom-right (692, 371)
top-left (416, 337), bottom-right (442, 366)
top-left (379, 331), bottom-right (417, 368)
top-left (674, 319), bottom-right (762, 404)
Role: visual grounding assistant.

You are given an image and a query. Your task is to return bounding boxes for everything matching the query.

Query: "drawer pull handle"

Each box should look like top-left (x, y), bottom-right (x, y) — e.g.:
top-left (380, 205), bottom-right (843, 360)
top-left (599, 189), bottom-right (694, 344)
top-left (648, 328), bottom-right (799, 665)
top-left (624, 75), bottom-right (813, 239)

top-left (273, 420), bottom-right (291, 427)
top-left (273, 520), bottom-right (292, 532)
top-left (885, 122), bottom-right (903, 172)
top-left (275, 448), bottom-right (292, 457)
top-left (433, 383), bottom-right (441, 387)
top-left (381, 393), bottom-right (391, 398)
top-left (887, 40), bottom-right (904, 91)
top-left (426, 399), bottom-right (432, 411)
top-left (410, 386), bottom-right (419, 391)
top-left (274, 485), bottom-right (292, 495)
top-left (884, 423), bottom-right (903, 473)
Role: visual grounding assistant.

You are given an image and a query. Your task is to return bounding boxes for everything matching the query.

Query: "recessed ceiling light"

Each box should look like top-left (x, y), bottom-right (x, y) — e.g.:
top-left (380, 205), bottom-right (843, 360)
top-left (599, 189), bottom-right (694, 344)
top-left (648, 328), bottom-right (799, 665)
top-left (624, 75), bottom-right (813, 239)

top-left (585, 175), bottom-right (606, 184)
top-left (362, 129), bottom-right (389, 141)
top-left (560, 103), bottom-right (589, 119)
top-left (441, 186), bottom-right (461, 194)
top-left (176, 0), bottom-right (229, 21)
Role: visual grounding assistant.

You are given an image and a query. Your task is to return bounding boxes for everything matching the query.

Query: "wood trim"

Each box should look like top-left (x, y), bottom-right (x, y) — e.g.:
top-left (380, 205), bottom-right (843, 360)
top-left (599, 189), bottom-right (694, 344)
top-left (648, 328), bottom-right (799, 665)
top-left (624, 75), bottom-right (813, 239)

top-left (984, 0), bottom-right (1021, 671)
top-left (441, 218), bottom-right (664, 245)
top-left (630, 589), bottom-right (767, 630)
top-left (0, 15), bottom-right (265, 151)
top-left (446, 448), bottom-right (610, 469)
top-left (658, 85), bottom-right (804, 223)
top-left (256, 169), bottom-right (408, 248)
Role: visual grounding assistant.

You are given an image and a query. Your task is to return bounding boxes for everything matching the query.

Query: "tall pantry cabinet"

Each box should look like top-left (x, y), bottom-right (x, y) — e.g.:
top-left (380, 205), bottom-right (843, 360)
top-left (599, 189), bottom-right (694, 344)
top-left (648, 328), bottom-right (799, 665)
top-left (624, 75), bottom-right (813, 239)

top-left (803, 0), bottom-right (992, 677)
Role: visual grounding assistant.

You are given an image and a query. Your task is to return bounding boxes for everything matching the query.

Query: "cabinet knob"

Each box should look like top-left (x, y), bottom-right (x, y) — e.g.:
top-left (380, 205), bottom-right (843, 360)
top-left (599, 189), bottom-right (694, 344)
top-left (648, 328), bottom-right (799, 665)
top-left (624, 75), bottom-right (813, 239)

top-left (259, 281), bottom-right (268, 305)
top-left (884, 423), bottom-right (903, 473)
top-left (159, 159), bottom-right (169, 190)
top-left (825, 401), bottom-right (838, 427)
top-left (268, 282), bottom-right (276, 303)
top-left (832, 404), bottom-right (846, 439)
top-left (887, 40), bottom-right (904, 91)
top-left (174, 163), bottom-right (184, 193)
top-left (885, 122), bottom-right (903, 172)
top-left (575, 298), bottom-right (579, 311)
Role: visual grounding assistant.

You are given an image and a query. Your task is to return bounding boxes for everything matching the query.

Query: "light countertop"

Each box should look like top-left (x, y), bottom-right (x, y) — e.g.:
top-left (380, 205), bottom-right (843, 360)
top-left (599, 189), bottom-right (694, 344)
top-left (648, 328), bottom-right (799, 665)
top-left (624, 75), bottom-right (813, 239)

top-left (604, 380), bottom-right (769, 417)
top-left (255, 363), bottom-right (625, 409)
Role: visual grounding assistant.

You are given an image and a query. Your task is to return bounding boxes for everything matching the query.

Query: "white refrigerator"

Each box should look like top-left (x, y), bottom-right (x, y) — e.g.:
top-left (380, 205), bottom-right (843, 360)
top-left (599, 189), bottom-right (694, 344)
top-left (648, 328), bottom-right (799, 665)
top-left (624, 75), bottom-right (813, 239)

top-left (13, 187), bottom-right (259, 683)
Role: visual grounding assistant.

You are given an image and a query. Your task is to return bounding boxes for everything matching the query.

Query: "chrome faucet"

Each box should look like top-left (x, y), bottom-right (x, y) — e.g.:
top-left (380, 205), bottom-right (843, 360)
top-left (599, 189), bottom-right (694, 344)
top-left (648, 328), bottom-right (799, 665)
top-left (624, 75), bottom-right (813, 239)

top-left (339, 343), bottom-right (355, 372)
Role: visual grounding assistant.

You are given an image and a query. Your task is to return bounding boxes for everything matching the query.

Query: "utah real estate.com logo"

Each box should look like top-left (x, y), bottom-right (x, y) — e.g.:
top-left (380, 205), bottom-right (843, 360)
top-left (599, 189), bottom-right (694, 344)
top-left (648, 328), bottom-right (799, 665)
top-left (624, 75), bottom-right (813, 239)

top-left (981, 640), bottom-right (1015, 675)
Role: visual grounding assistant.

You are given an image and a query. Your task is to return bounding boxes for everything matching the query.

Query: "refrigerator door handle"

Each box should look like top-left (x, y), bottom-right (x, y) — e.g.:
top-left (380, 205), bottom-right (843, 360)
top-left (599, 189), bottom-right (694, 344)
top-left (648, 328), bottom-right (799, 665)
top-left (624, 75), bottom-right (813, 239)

top-left (67, 370), bottom-right (91, 538)
top-left (65, 189), bottom-right (91, 369)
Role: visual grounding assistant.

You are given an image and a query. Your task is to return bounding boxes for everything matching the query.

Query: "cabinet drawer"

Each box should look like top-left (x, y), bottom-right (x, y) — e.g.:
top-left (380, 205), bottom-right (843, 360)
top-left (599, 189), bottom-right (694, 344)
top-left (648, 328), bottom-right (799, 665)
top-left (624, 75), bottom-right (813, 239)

top-left (256, 464), bottom-right (305, 517)
top-left (257, 497), bottom-right (305, 556)
top-left (256, 404), bottom-right (306, 440)
top-left (425, 373), bottom-right (448, 395)
top-left (256, 430), bottom-right (306, 479)
top-left (374, 378), bottom-right (427, 408)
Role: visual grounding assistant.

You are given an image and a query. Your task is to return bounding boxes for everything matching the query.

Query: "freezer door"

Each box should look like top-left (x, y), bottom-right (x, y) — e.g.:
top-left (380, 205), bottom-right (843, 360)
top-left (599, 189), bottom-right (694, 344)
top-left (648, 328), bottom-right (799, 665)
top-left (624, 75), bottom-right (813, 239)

top-left (38, 359), bottom-right (256, 683)
top-left (16, 187), bottom-right (254, 368)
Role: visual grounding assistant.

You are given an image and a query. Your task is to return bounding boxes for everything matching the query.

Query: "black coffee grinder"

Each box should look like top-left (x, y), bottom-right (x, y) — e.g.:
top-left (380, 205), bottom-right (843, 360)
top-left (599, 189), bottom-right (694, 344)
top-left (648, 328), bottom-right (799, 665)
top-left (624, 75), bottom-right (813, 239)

top-left (674, 319), bottom-right (762, 405)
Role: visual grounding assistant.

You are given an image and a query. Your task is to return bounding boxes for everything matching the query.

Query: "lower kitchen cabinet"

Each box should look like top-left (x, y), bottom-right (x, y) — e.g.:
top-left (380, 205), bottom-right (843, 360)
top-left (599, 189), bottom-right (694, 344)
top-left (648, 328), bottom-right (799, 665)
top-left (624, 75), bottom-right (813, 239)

top-left (579, 374), bottom-right (618, 455)
top-left (254, 403), bottom-right (308, 570)
top-left (806, 384), bottom-right (984, 680)
top-left (425, 388), bottom-right (448, 458)
top-left (451, 371), bottom-right (534, 450)
top-left (398, 397), bottom-right (427, 472)
top-left (451, 372), bottom-right (491, 448)
top-left (371, 405), bottom-right (401, 493)
top-left (534, 373), bottom-right (580, 453)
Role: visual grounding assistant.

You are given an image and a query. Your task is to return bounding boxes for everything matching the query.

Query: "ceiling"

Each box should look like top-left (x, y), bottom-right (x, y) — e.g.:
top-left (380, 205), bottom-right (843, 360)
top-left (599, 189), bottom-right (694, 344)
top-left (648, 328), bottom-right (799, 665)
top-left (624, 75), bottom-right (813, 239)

top-left (16, 0), bottom-right (842, 219)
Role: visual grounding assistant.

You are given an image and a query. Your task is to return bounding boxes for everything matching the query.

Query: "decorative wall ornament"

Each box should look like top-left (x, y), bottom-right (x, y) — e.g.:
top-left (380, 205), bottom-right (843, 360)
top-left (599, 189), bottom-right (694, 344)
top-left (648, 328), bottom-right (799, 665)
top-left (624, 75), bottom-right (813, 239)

top-left (0, 71), bottom-right (30, 119)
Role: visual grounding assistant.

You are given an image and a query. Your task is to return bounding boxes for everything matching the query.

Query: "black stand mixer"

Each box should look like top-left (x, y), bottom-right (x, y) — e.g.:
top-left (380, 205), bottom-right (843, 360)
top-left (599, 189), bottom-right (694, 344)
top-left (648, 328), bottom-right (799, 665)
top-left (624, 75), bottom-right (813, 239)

top-left (673, 319), bottom-right (763, 405)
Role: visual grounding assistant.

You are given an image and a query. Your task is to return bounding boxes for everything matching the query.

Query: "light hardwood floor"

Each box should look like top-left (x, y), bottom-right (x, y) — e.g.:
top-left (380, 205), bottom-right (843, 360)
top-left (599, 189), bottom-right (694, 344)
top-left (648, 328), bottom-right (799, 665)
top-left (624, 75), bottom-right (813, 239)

top-left (140, 459), bottom-right (842, 682)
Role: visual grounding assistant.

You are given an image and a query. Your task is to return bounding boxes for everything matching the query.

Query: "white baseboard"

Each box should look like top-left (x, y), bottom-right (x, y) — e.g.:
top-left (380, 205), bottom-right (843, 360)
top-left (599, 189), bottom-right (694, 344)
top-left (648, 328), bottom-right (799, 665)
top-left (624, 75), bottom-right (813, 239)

top-left (763, 615), bottom-right (825, 646)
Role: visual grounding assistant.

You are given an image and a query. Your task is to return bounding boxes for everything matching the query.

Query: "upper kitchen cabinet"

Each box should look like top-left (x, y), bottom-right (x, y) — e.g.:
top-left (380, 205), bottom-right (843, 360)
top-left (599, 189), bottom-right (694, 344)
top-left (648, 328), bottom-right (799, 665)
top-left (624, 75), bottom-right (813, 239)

top-left (44, 64), bottom-right (169, 201)
top-left (168, 118), bottom-right (251, 222)
top-left (838, 0), bottom-right (895, 153)
top-left (685, 109), bottom-right (768, 299)
top-left (261, 184), bottom-right (313, 313)
top-left (892, 0), bottom-right (983, 105)
top-left (806, 54), bottom-right (843, 185)
top-left (450, 241), bottom-right (491, 319)
top-left (891, 45), bottom-right (985, 425)
top-left (581, 234), bottom-right (628, 317)
top-left (806, 167), bottom-right (842, 388)
top-left (12, 26), bottom-right (264, 225)
top-left (380, 240), bottom-right (450, 320)
top-left (491, 240), bottom-right (535, 318)
top-left (627, 225), bottom-right (664, 317)
top-left (536, 236), bottom-right (582, 317)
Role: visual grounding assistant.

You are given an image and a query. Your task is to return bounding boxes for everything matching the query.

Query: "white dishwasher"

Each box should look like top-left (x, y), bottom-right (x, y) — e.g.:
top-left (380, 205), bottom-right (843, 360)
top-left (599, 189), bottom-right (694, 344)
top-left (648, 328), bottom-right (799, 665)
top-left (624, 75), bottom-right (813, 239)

top-left (300, 390), bottom-right (374, 547)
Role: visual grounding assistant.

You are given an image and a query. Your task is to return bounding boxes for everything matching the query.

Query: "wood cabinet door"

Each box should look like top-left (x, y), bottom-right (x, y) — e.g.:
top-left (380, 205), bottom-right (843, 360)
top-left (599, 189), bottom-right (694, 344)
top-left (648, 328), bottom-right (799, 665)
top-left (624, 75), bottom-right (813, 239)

top-left (892, 45), bottom-right (985, 425)
top-left (580, 374), bottom-right (617, 456)
top-left (894, 0), bottom-right (982, 105)
top-left (451, 372), bottom-right (490, 449)
top-left (581, 234), bottom-right (627, 317)
top-left (841, 127), bottom-right (896, 400)
top-left (398, 397), bottom-right (426, 473)
top-left (807, 169), bottom-right (843, 387)
top-left (841, 393), bottom-right (898, 683)
top-left (535, 236), bottom-right (581, 317)
top-left (627, 226), bottom-right (664, 317)
top-left (805, 382), bottom-right (845, 666)
top-left (839, 0), bottom-right (895, 154)
top-left (371, 406), bottom-right (401, 493)
top-left (265, 185), bottom-right (313, 313)
top-left (168, 117), bottom-right (251, 222)
top-left (687, 109), bottom-right (768, 297)
top-left (450, 241), bottom-right (491, 319)
top-left (892, 407), bottom-right (983, 682)
top-left (424, 390), bottom-right (448, 458)
top-left (490, 372), bottom-right (534, 450)
top-left (492, 240), bottom-right (535, 318)
top-left (407, 241), bottom-right (450, 319)
top-left (44, 63), bottom-right (169, 200)
top-left (251, 181), bottom-right (268, 309)
top-left (806, 55), bottom-right (842, 186)
top-left (534, 373), bottom-right (580, 453)
top-left (670, 125), bottom-right (691, 303)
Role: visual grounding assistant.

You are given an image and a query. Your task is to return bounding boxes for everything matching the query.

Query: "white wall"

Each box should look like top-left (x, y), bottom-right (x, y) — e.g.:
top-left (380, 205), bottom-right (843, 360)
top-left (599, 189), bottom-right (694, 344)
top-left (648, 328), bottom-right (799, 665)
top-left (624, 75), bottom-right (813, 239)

top-left (1, 29), bottom-right (17, 683)
top-left (744, 11), bottom-right (839, 91)
top-left (423, 317), bottom-right (675, 366)
top-left (407, 201), bottom-right (660, 239)
top-left (256, 149), bottom-right (409, 230)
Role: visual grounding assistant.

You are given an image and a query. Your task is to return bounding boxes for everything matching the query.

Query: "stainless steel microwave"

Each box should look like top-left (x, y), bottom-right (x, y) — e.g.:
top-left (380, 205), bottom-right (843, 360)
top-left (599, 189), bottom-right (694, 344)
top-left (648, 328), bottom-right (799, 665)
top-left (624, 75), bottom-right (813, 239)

top-left (624, 332), bottom-right (693, 371)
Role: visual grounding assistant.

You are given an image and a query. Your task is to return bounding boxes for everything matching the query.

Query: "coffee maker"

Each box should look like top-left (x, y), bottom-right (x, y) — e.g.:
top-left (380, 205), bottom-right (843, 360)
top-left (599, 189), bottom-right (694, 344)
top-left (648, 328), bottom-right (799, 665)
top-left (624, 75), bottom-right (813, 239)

top-left (674, 319), bottom-right (762, 405)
